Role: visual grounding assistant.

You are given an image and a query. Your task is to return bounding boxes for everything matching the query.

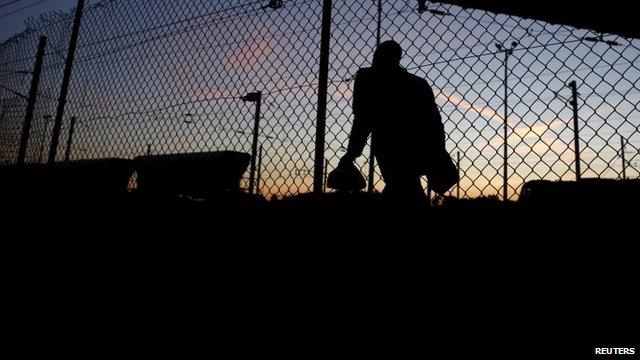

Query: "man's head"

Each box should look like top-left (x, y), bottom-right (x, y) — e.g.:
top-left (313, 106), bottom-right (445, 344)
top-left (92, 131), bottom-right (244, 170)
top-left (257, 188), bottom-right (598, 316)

top-left (372, 40), bottom-right (402, 69)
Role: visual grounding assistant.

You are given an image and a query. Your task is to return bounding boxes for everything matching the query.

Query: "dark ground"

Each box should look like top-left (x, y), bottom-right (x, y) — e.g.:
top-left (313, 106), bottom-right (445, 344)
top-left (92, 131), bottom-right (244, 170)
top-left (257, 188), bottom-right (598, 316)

top-left (2, 190), bottom-right (637, 356)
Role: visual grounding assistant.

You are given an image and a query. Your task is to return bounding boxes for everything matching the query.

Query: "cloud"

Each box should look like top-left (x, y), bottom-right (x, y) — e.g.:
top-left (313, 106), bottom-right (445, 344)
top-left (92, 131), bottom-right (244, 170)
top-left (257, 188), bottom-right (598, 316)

top-left (436, 89), bottom-right (508, 126)
top-left (511, 119), bottom-right (565, 141)
top-left (224, 22), bottom-right (272, 74)
top-left (437, 88), bottom-right (573, 157)
top-left (488, 119), bottom-right (570, 155)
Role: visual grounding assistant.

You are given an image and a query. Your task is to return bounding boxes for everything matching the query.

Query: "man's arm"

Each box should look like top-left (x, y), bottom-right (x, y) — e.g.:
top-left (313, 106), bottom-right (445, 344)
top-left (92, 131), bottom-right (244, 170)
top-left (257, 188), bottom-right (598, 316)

top-left (425, 82), bottom-right (446, 151)
top-left (341, 70), bottom-right (371, 166)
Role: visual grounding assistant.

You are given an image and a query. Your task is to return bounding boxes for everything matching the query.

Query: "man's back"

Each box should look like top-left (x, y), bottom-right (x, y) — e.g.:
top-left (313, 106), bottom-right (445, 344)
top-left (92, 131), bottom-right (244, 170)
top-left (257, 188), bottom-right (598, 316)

top-left (339, 40), bottom-right (457, 198)
top-left (350, 66), bottom-right (445, 175)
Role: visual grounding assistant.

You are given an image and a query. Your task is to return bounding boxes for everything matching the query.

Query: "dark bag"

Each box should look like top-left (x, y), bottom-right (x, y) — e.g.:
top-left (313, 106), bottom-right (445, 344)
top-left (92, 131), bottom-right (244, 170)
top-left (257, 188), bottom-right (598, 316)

top-left (425, 149), bottom-right (459, 196)
top-left (327, 163), bottom-right (366, 192)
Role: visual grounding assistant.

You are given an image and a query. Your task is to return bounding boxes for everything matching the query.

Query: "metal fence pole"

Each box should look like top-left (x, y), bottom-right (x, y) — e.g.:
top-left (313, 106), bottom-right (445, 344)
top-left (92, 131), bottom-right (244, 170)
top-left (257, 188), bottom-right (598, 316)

top-left (502, 50), bottom-right (509, 201)
top-left (570, 80), bottom-right (582, 181)
top-left (17, 36), bottom-right (47, 165)
top-left (48, 0), bottom-right (84, 164)
top-left (496, 41), bottom-right (517, 201)
top-left (457, 151), bottom-right (461, 199)
top-left (313, 0), bottom-right (333, 194)
top-left (323, 159), bottom-right (329, 192)
top-left (64, 116), bottom-right (77, 162)
top-left (367, 0), bottom-right (383, 194)
top-left (621, 135), bottom-right (627, 180)
top-left (38, 116), bottom-right (51, 163)
top-left (256, 144), bottom-right (263, 195)
top-left (244, 91), bottom-right (262, 195)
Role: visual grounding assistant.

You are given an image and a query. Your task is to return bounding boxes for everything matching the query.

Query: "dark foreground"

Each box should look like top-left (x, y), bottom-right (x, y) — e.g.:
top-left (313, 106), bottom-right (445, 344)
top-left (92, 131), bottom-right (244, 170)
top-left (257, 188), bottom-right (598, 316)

top-left (2, 188), bottom-right (637, 356)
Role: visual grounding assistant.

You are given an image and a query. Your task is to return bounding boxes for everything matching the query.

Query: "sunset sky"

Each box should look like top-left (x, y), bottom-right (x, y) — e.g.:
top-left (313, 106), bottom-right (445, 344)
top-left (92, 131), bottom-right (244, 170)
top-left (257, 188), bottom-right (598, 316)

top-left (1, 0), bottom-right (638, 199)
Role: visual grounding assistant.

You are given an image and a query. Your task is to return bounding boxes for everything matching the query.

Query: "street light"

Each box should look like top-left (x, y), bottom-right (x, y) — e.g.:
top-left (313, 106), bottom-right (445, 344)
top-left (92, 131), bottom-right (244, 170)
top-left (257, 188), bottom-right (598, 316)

top-left (241, 91), bottom-right (262, 195)
top-left (495, 41), bottom-right (518, 202)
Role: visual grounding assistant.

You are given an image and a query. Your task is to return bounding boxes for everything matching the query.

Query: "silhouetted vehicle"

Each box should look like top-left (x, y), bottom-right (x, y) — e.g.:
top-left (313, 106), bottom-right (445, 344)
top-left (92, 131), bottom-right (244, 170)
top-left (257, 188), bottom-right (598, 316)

top-left (519, 178), bottom-right (640, 208)
top-left (134, 151), bottom-right (250, 198)
top-left (338, 40), bottom-right (458, 204)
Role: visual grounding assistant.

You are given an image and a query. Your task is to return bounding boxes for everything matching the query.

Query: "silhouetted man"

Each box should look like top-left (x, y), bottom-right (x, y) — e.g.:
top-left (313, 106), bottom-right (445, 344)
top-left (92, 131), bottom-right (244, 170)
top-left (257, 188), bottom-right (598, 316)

top-left (339, 40), bottom-right (455, 204)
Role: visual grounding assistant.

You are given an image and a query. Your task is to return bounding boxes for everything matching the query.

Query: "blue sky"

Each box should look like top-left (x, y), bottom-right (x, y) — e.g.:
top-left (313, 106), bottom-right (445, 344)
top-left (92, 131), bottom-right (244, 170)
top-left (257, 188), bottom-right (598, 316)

top-left (0, 0), bottom-right (78, 42)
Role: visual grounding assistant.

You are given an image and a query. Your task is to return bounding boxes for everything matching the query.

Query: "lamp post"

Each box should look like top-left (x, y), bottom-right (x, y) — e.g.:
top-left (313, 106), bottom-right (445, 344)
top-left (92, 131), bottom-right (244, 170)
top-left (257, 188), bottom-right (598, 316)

top-left (241, 91), bottom-right (262, 195)
top-left (235, 131), bottom-right (274, 195)
top-left (495, 41), bottom-right (518, 202)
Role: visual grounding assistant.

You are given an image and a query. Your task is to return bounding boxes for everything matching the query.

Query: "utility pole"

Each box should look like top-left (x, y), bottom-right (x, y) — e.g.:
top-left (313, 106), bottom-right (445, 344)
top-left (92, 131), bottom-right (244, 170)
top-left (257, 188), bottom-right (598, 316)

top-left (495, 41), bottom-right (518, 201)
top-left (48, 0), bottom-right (84, 164)
top-left (64, 116), bottom-right (77, 162)
top-left (620, 135), bottom-right (627, 180)
top-left (569, 81), bottom-right (581, 181)
top-left (313, 0), bottom-right (332, 194)
top-left (241, 91), bottom-right (262, 195)
top-left (367, 0), bottom-right (383, 194)
top-left (17, 36), bottom-right (47, 165)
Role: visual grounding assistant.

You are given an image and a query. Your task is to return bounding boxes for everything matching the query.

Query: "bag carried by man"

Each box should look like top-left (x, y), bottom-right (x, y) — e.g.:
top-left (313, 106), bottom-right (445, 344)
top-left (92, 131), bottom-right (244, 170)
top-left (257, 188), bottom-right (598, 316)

top-left (424, 148), bottom-right (459, 196)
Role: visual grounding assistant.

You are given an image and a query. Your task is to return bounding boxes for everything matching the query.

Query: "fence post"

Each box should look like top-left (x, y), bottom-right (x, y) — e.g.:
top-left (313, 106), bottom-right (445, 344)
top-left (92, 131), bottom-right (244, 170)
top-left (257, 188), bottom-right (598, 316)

top-left (570, 80), bottom-right (581, 181)
top-left (17, 36), bottom-right (47, 165)
top-left (64, 116), bottom-right (77, 162)
top-left (242, 91), bottom-right (262, 195)
top-left (457, 151), bottom-right (461, 199)
top-left (313, 0), bottom-right (332, 194)
top-left (323, 159), bottom-right (329, 192)
top-left (367, 0), bottom-right (383, 194)
top-left (620, 135), bottom-right (627, 180)
top-left (48, 0), bottom-right (85, 164)
top-left (256, 144), bottom-right (263, 195)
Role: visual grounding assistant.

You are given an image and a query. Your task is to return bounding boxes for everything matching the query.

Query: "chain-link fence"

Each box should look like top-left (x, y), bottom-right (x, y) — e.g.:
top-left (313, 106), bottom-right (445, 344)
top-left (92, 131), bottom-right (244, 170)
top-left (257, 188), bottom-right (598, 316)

top-left (1, 0), bottom-right (639, 200)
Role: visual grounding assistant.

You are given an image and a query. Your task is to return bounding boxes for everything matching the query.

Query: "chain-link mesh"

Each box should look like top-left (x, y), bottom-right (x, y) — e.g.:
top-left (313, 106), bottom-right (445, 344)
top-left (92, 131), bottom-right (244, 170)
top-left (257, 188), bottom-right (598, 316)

top-left (1, 10), bottom-right (73, 165)
top-left (1, 0), bottom-right (639, 200)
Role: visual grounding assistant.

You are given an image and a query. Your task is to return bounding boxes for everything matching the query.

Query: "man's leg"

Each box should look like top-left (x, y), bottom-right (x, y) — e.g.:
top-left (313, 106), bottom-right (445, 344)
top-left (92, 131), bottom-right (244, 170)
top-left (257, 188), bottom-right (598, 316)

top-left (382, 172), bottom-right (428, 208)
